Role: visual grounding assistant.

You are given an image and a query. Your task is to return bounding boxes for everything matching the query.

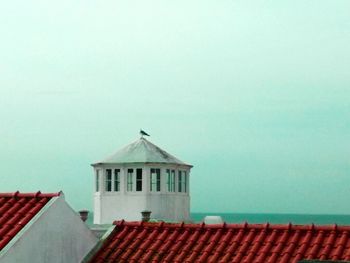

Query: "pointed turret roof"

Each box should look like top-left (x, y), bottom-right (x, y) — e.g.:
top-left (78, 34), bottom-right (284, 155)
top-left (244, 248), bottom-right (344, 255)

top-left (92, 138), bottom-right (192, 167)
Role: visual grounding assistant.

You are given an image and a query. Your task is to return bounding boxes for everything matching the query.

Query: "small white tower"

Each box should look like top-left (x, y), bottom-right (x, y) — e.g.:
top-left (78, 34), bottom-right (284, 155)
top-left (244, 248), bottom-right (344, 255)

top-left (92, 136), bottom-right (193, 224)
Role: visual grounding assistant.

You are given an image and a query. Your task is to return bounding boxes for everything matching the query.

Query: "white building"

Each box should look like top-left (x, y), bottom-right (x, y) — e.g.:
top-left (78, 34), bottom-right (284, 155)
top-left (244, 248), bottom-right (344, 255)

top-left (92, 137), bottom-right (193, 224)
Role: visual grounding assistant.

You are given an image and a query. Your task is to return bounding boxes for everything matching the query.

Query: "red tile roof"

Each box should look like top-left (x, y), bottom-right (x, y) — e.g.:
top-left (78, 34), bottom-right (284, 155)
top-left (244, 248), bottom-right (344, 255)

top-left (0, 191), bottom-right (61, 251)
top-left (90, 220), bottom-right (350, 263)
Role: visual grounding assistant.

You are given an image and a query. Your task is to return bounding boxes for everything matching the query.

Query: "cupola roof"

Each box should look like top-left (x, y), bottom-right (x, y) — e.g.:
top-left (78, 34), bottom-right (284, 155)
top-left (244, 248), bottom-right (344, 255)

top-left (92, 138), bottom-right (192, 167)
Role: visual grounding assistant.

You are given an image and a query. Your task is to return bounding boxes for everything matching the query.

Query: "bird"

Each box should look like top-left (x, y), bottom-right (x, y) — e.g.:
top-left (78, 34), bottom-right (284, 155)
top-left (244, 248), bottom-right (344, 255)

top-left (140, 129), bottom-right (150, 137)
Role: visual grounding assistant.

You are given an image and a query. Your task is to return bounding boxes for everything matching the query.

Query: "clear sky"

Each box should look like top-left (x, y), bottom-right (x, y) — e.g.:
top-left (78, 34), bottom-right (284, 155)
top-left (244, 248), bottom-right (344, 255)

top-left (0, 0), bottom-right (349, 214)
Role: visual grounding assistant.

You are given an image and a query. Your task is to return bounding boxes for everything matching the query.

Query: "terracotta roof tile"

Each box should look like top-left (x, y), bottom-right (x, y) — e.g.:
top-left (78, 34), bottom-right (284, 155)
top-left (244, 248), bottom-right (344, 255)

top-left (89, 221), bottom-right (350, 263)
top-left (0, 191), bottom-right (60, 251)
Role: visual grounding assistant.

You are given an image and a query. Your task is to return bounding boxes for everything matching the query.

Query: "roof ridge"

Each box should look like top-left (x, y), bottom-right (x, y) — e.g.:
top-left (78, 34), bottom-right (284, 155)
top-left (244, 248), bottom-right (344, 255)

top-left (0, 191), bottom-right (61, 198)
top-left (112, 220), bottom-right (350, 231)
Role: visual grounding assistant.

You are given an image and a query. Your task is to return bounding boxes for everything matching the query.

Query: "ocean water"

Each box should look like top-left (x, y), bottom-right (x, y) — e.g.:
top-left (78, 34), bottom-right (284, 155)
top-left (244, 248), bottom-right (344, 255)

top-left (191, 213), bottom-right (350, 225)
top-left (86, 212), bottom-right (350, 226)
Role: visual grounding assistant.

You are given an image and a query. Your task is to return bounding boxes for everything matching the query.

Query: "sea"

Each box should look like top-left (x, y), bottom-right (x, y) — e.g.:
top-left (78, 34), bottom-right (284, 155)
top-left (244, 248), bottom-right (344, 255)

top-left (191, 213), bottom-right (350, 225)
top-left (87, 212), bottom-right (350, 226)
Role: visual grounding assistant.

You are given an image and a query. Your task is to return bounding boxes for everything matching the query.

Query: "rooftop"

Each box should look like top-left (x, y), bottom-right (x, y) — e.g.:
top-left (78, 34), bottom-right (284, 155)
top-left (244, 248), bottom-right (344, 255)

top-left (0, 191), bottom-right (61, 251)
top-left (93, 137), bottom-right (192, 167)
top-left (88, 220), bottom-right (350, 263)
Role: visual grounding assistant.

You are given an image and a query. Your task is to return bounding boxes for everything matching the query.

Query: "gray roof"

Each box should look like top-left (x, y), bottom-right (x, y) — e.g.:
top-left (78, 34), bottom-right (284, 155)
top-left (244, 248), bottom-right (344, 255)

top-left (93, 138), bottom-right (192, 167)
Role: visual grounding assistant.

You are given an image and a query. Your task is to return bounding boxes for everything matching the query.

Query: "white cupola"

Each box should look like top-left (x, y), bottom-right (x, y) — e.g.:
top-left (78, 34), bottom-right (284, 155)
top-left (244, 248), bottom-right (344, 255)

top-left (91, 136), bottom-right (193, 224)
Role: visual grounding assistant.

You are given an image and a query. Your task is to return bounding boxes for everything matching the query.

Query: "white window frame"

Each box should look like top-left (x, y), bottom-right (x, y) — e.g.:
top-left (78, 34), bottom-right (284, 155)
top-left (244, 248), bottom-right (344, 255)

top-left (105, 169), bottom-right (112, 192)
top-left (150, 168), bottom-right (161, 192)
top-left (114, 169), bottom-right (120, 192)
top-left (127, 169), bottom-right (134, 192)
top-left (136, 168), bottom-right (143, 192)
top-left (178, 171), bottom-right (187, 193)
top-left (166, 169), bottom-right (175, 192)
top-left (96, 169), bottom-right (101, 192)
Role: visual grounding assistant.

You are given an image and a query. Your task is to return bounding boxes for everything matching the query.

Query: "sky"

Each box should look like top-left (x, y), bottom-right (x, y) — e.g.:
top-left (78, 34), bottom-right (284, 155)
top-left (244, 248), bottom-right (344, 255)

top-left (0, 0), bottom-right (349, 214)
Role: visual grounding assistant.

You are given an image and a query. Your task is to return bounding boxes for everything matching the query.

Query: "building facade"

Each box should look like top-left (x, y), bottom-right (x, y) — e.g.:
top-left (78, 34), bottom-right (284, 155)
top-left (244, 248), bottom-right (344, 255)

top-left (92, 137), bottom-right (193, 224)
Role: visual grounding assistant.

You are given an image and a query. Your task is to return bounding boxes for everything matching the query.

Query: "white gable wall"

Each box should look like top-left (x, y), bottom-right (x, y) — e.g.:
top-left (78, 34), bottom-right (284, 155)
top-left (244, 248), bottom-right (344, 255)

top-left (0, 196), bottom-right (98, 263)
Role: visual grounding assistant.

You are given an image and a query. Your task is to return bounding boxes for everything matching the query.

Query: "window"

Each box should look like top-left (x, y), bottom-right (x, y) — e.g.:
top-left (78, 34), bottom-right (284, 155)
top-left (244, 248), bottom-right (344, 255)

top-left (136, 169), bottom-right (142, 192)
top-left (105, 169), bottom-right (112, 191)
top-left (166, 169), bottom-right (175, 192)
top-left (127, 169), bottom-right (133, 191)
top-left (96, 170), bottom-right (100, 192)
top-left (150, 168), bottom-right (161, 192)
top-left (114, 169), bottom-right (120, 191)
top-left (178, 171), bottom-right (187, 193)
top-left (178, 171), bottom-right (182, 192)
top-left (182, 171), bottom-right (187, 192)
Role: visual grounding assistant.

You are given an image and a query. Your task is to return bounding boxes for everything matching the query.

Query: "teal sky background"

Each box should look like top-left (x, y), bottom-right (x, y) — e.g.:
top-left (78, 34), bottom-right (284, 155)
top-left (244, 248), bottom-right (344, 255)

top-left (0, 1), bottom-right (349, 214)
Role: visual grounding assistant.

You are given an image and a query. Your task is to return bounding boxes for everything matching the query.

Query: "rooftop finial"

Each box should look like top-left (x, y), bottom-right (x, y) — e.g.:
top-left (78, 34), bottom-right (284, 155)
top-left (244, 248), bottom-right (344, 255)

top-left (140, 129), bottom-right (150, 138)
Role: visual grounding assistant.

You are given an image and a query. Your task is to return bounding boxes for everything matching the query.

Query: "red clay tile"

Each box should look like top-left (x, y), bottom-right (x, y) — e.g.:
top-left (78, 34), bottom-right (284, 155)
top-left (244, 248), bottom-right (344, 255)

top-left (0, 191), bottom-right (60, 251)
top-left (89, 221), bottom-right (350, 263)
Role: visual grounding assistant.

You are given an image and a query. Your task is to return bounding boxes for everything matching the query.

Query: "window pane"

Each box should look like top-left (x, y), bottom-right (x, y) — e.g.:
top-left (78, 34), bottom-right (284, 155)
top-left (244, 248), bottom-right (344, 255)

top-left (182, 171), bottom-right (187, 193)
top-left (178, 171), bottom-right (182, 192)
top-left (127, 169), bottom-right (133, 191)
top-left (114, 169), bottom-right (120, 192)
top-left (150, 169), bottom-right (155, 191)
top-left (96, 170), bottom-right (100, 192)
top-left (166, 169), bottom-right (171, 192)
top-left (136, 169), bottom-right (142, 192)
top-left (157, 173), bottom-right (161, 192)
top-left (171, 170), bottom-right (175, 192)
top-left (150, 168), bottom-right (160, 192)
top-left (106, 169), bottom-right (112, 191)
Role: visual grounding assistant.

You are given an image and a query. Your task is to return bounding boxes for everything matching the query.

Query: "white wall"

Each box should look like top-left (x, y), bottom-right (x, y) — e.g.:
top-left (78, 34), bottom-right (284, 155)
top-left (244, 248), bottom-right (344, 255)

top-left (93, 164), bottom-right (191, 224)
top-left (147, 194), bottom-right (190, 222)
top-left (95, 192), bottom-right (190, 223)
top-left (0, 196), bottom-right (98, 263)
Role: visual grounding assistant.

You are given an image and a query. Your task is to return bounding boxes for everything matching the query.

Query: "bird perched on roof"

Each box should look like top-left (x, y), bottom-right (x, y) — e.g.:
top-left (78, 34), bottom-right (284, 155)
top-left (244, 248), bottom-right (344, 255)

top-left (140, 129), bottom-right (150, 137)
